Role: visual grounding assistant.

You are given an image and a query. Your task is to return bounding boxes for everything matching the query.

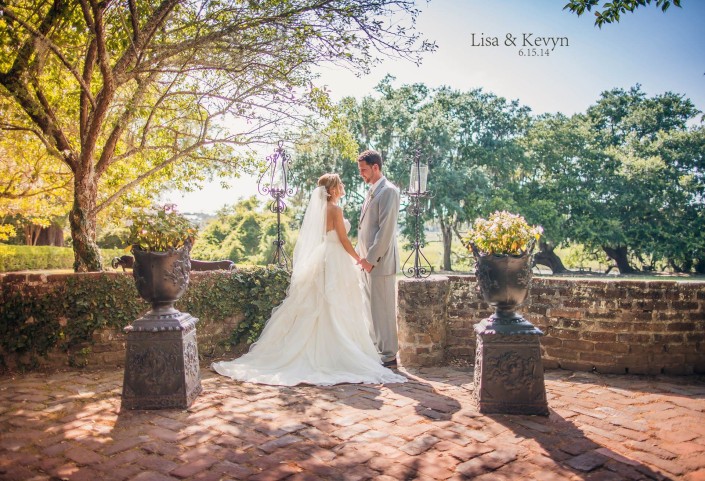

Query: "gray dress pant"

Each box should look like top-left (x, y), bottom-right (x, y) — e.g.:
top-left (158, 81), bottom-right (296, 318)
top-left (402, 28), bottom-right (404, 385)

top-left (361, 272), bottom-right (398, 363)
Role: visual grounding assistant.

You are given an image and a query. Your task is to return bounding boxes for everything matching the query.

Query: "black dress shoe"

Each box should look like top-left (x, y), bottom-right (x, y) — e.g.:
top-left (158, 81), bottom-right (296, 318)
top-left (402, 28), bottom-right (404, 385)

top-left (383, 359), bottom-right (398, 368)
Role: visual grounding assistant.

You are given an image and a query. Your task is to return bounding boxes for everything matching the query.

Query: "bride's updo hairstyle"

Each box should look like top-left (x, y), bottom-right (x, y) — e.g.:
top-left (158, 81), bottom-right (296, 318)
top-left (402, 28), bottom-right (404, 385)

top-left (317, 173), bottom-right (342, 199)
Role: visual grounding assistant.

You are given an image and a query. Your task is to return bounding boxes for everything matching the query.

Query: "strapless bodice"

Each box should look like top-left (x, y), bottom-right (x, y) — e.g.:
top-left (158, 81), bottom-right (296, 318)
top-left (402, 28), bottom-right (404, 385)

top-left (326, 219), bottom-right (351, 241)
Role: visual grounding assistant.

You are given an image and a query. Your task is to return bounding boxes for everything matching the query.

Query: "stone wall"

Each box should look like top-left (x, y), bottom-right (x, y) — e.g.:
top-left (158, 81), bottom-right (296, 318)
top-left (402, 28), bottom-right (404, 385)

top-left (0, 271), bottom-right (246, 371)
top-left (4, 271), bottom-right (704, 374)
top-left (398, 275), bottom-right (705, 375)
top-left (5, 311), bottom-right (243, 372)
top-left (68, 314), bottom-right (244, 370)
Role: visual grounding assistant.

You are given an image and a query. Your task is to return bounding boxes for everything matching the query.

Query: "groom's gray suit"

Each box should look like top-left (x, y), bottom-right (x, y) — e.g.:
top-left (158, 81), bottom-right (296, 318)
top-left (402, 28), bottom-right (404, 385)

top-left (357, 177), bottom-right (401, 363)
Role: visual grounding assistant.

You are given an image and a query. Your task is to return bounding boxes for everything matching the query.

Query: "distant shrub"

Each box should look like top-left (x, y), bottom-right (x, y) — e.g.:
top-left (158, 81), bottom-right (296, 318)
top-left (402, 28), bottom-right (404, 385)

top-left (192, 196), bottom-right (294, 265)
top-left (0, 245), bottom-right (125, 272)
top-left (561, 244), bottom-right (609, 270)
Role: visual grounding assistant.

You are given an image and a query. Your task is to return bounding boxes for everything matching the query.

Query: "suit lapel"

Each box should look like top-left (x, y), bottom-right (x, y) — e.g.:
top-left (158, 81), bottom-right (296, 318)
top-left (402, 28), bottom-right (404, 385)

top-left (359, 179), bottom-right (386, 225)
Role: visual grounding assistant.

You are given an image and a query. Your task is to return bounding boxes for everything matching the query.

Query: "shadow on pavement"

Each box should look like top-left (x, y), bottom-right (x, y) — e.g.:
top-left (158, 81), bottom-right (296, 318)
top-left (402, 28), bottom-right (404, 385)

top-left (487, 410), bottom-right (674, 481)
top-left (550, 369), bottom-right (705, 400)
top-left (383, 369), bottom-right (462, 420)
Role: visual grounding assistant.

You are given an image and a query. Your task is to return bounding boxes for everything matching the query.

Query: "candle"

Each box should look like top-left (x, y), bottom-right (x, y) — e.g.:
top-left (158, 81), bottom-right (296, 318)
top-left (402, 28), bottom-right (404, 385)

top-left (410, 163), bottom-right (428, 193)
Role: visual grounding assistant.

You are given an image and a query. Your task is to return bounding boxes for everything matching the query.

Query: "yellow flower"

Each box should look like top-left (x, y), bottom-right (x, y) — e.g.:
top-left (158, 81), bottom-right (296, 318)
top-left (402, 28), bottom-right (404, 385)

top-left (463, 211), bottom-right (542, 256)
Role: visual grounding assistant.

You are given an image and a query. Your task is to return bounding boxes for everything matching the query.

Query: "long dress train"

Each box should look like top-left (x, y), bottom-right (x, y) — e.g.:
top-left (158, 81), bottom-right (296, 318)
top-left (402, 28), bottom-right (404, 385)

top-left (212, 216), bottom-right (406, 386)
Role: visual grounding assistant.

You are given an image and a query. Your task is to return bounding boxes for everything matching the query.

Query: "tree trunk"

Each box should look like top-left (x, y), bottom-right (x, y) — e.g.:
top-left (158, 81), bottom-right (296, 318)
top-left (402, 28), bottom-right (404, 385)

top-left (694, 258), bottom-right (705, 274)
top-left (439, 217), bottom-right (453, 272)
top-left (668, 258), bottom-right (691, 273)
top-left (45, 224), bottom-right (64, 246)
top-left (70, 170), bottom-right (103, 272)
top-left (668, 259), bottom-right (684, 273)
top-left (24, 225), bottom-right (42, 246)
top-left (602, 245), bottom-right (636, 274)
top-left (534, 239), bottom-right (568, 274)
top-left (26, 223), bottom-right (64, 246)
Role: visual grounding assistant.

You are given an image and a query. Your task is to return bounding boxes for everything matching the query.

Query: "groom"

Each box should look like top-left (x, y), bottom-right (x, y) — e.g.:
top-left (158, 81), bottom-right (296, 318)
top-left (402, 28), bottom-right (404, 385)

top-left (356, 150), bottom-right (401, 368)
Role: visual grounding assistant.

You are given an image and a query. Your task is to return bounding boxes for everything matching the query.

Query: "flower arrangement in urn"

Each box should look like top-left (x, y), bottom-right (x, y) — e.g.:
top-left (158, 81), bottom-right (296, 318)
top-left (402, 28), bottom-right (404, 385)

top-left (466, 212), bottom-right (550, 417)
top-left (126, 203), bottom-right (197, 252)
top-left (464, 211), bottom-right (543, 322)
top-left (126, 204), bottom-right (197, 315)
top-left (463, 211), bottom-right (543, 256)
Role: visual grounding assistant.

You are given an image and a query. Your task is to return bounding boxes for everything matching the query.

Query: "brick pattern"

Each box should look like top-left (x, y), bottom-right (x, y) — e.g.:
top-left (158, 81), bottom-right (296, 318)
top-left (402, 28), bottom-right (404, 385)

top-left (399, 276), bottom-right (705, 375)
top-left (0, 272), bottom-right (243, 371)
top-left (3, 272), bottom-right (704, 376)
top-left (397, 277), bottom-right (450, 366)
top-left (1, 367), bottom-right (704, 480)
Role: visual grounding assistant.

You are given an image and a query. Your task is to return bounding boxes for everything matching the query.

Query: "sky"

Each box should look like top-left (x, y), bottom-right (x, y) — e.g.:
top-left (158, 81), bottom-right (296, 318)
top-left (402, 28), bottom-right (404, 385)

top-left (164, 0), bottom-right (705, 214)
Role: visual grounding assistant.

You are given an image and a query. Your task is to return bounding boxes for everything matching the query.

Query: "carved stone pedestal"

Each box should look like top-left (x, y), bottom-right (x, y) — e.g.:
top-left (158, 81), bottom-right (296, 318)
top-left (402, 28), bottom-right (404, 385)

top-left (122, 311), bottom-right (202, 410)
top-left (473, 316), bottom-right (549, 416)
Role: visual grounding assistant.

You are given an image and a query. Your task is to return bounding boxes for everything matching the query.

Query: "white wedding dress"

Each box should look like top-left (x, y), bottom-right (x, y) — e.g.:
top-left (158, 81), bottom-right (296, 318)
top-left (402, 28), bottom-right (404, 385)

top-left (212, 187), bottom-right (406, 386)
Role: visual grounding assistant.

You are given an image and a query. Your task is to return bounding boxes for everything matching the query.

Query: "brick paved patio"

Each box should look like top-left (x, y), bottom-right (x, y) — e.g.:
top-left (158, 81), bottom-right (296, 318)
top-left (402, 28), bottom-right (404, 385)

top-left (1, 366), bottom-right (704, 480)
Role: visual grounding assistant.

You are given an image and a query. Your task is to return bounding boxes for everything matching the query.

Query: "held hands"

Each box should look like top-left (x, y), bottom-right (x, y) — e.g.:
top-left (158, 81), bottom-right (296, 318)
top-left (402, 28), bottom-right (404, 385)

top-left (358, 258), bottom-right (374, 273)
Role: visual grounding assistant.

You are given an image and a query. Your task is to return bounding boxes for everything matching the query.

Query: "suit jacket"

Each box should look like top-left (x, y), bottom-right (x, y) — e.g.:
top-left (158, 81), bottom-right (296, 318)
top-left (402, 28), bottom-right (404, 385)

top-left (357, 178), bottom-right (400, 277)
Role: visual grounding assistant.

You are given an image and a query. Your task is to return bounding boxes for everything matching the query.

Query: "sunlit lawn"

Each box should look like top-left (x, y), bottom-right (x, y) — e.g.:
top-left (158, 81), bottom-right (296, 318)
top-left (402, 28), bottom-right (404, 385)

top-left (2, 239), bottom-right (702, 282)
top-left (399, 239), bottom-right (474, 274)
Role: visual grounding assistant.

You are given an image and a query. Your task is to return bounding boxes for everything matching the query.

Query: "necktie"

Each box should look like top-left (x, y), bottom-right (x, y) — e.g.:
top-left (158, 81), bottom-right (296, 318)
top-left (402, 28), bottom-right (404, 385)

top-left (362, 188), bottom-right (374, 213)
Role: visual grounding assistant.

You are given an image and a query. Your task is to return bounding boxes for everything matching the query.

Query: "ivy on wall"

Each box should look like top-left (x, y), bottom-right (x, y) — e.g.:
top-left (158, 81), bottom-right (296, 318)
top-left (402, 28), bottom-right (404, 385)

top-left (0, 267), bottom-right (290, 371)
top-left (180, 267), bottom-right (290, 344)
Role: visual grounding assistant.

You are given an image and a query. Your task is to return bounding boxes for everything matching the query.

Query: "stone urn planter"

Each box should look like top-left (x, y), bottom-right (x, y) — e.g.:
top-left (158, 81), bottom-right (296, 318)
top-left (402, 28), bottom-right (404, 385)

top-left (471, 248), bottom-right (548, 416)
top-left (463, 211), bottom-right (548, 416)
top-left (132, 239), bottom-right (192, 318)
top-left (122, 239), bottom-right (202, 410)
top-left (473, 248), bottom-right (538, 335)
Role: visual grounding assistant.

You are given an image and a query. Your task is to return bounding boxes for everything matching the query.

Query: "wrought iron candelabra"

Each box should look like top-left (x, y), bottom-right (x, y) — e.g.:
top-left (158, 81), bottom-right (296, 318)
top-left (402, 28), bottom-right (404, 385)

top-left (257, 141), bottom-right (294, 270)
top-left (402, 151), bottom-right (433, 279)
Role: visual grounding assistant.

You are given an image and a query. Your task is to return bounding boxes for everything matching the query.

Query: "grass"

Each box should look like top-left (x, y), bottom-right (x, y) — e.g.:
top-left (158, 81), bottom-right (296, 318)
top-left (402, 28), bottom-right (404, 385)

top-left (2, 240), bottom-right (702, 282)
top-left (0, 244), bottom-right (126, 273)
top-left (399, 238), bottom-right (474, 274)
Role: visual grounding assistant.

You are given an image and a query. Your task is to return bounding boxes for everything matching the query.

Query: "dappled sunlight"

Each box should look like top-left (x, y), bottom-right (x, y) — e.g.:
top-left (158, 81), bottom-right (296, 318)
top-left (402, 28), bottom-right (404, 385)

top-left (1, 366), bottom-right (704, 479)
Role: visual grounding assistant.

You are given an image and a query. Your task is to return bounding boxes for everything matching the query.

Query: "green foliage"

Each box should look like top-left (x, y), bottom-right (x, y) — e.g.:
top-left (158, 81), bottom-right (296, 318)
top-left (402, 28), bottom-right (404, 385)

top-left (291, 78), bottom-right (531, 270)
top-left (180, 268), bottom-right (292, 345)
top-left (0, 245), bottom-right (124, 272)
top-left (0, 0), bottom-right (431, 271)
top-left (227, 267), bottom-right (290, 344)
top-left (293, 81), bottom-right (703, 274)
top-left (191, 197), bottom-right (295, 265)
top-left (404, 234), bottom-right (474, 273)
top-left (293, 77), bottom-right (705, 273)
top-left (560, 244), bottom-right (610, 269)
top-left (61, 275), bottom-right (146, 347)
top-left (127, 204), bottom-right (197, 252)
top-left (0, 215), bottom-right (26, 245)
top-left (96, 224), bottom-right (130, 249)
top-left (0, 273), bottom-right (145, 369)
top-left (0, 225), bottom-right (16, 241)
top-left (563, 0), bottom-right (682, 27)
top-left (519, 85), bottom-right (705, 273)
top-left (0, 268), bottom-right (290, 370)
top-left (463, 211), bottom-right (543, 256)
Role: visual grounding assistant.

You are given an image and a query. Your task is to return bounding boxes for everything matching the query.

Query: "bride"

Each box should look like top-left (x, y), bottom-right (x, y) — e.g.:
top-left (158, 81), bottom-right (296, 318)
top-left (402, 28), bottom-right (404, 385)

top-left (212, 173), bottom-right (406, 386)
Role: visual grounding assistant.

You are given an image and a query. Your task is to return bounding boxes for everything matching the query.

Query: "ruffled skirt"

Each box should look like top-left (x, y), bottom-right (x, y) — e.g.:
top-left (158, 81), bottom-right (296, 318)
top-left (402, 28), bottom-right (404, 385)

top-left (212, 237), bottom-right (406, 386)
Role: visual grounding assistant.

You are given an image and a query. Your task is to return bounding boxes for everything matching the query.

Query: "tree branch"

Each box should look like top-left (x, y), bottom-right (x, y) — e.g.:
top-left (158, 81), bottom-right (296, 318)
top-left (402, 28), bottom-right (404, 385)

top-left (1, 6), bottom-right (96, 109)
top-left (0, 0), bottom-right (76, 171)
top-left (95, 71), bottom-right (159, 176)
top-left (112, 0), bottom-right (181, 84)
top-left (80, 38), bottom-right (98, 144)
top-left (128, 0), bottom-right (140, 44)
top-left (95, 139), bottom-right (212, 213)
top-left (0, 122), bottom-right (60, 155)
top-left (0, 179), bottom-right (72, 200)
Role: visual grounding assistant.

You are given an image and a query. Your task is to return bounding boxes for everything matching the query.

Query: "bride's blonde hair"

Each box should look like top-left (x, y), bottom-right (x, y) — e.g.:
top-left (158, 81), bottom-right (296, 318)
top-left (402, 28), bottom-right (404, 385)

top-left (317, 173), bottom-right (342, 198)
